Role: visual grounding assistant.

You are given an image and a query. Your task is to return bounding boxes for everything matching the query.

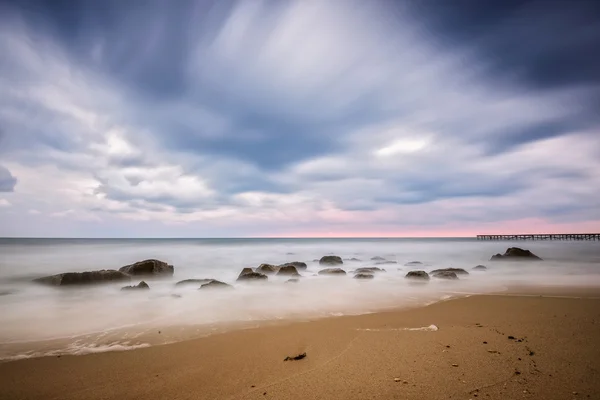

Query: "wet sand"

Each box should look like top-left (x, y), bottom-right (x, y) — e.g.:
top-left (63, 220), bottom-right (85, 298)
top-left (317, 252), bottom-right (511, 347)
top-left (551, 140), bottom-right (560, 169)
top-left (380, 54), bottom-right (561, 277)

top-left (1, 289), bottom-right (600, 400)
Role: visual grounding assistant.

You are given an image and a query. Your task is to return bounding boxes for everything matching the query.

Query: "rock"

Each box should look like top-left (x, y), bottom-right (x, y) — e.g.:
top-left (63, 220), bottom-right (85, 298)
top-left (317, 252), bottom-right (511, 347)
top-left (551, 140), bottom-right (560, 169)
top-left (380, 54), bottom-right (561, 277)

top-left (286, 278), bottom-right (300, 284)
top-left (175, 279), bottom-right (214, 286)
top-left (277, 265), bottom-right (301, 276)
top-left (257, 264), bottom-right (278, 274)
top-left (319, 256), bottom-right (343, 266)
top-left (119, 259), bottom-right (174, 276)
top-left (370, 256), bottom-right (386, 261)
top-left (404, 261), bottom-right (423, 266)
top-left (346, 258), bottom-right (362, 262)
top-left (318, 268), bottom-right (347, 275)
top-left (490, 247), bottom-right (542, 261)
top-left (354, 273), bottom-right (374, 280)
top-left (432, 271), bottom-right (459, 280)
top-left (199, 280), bottom-right (233, 290)
top-left (121, 281), bottom-right (150, 290)
top-left (279, 261), bottom-right (307, 270)
top-left (405, 270), bottom-right (430, 280)
top-left (283, 352), bottom-right (306, 361)
top-left (238, 267), bottom-right (254, 278)
top-left (430, 268), bottom-right (469, 276)
top-left (473, 265), bottom-right (487, 271)
top-left (375, 261), bottom-right (397, 265)
top-left (33, 270), bottom-right (131, 286)
top-left (355, 267), bottom-right (385, 274)
top-left (236, 272), bottom-right (268, 281)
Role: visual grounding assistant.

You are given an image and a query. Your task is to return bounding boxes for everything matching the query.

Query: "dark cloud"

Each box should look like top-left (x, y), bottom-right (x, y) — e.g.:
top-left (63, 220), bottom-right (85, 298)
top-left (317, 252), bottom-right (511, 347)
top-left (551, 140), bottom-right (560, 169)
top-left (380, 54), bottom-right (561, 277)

top-left (0, 165), bottom-right (17, 192)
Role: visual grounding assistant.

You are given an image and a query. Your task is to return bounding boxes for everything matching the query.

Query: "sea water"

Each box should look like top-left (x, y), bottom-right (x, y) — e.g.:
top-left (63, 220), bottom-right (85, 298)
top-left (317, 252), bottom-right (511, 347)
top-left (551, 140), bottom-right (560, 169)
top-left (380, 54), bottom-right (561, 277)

top-left (0, 238), bottom-right (599, 360)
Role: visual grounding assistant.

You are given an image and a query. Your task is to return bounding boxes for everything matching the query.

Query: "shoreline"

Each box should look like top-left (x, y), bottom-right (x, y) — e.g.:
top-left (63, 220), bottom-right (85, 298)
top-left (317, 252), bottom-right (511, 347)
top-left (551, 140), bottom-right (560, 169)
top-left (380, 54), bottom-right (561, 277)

top-left (2, 285), bottom-right (600, 399)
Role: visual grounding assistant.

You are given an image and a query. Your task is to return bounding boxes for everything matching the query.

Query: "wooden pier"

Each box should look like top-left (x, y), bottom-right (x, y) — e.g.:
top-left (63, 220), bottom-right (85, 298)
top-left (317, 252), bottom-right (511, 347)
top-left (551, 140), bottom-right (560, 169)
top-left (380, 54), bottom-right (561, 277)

top-left (477, 233), bottom-right (600, 241)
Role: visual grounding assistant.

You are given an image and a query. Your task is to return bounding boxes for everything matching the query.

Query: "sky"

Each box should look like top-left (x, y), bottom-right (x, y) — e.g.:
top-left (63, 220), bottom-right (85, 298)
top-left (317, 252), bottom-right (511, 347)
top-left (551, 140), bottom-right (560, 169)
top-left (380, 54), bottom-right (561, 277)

top-left (0, 0), bottom-right (599, 238)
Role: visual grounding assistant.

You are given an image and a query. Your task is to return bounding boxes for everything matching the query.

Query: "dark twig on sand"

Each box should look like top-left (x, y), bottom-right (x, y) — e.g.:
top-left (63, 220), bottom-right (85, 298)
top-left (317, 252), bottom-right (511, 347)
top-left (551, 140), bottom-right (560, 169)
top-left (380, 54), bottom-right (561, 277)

top-left (284, 352), bottom-right (306, 361)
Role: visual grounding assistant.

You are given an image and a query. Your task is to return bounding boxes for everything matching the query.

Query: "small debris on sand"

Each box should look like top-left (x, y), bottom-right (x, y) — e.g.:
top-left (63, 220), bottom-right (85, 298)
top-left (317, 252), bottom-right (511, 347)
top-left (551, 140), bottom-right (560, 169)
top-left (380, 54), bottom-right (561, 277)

top-left (452, 364), bottom-right (459, 367)
top-left (508, 335), bottom-right (515, 340)
top-left (483, 341), bottom-right (488, 344)
top-left (394, 378), bottom-right (401, 382)
top-left (284, 352), bottom-right (306, 361)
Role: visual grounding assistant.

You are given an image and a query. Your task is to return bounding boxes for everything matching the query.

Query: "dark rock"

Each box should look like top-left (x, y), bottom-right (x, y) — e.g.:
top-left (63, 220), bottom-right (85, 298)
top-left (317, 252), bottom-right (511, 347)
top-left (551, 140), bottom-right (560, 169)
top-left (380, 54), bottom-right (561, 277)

top-left (405, 270), bottom-right (430, 280)
top-left (430, 268), bottom-right (469, 276)
top-left (199, 280), bottom-right (233, 290)
top-left (238, 267), bottom-right (254, 278)
top-left (319, 256), bottom-right (343, 266)
top-left (119, 259), bottom-right (174, 276)
top-left (432, 271), bottom-right (459, 280)
top-left (404, 261), bottom-right (423, 266)
top-left (490, 247), bottom-right (542, 261)
top-left (354, 273), bottom-right (374, 280)
top-left (318, 268), bottom-right (346, 275)
top-left (34, 270), bottom-right (131, 286)
top-left (473, 265), bottom-right (488, 271)
top-left (284, 352), bottom-right (306, 361)
top-left (286, 278), bottom-right (300, 283)
top-left (257, 264), bottom-right (278, 274)
top-left (0, 290), bottom-right (14, 296)
top-left (370, 256), bottom-right (386, 261)
top-left (277, 265), bottom-right (301, 276)
top-left (237, 272), bottom-right (268, 281)
top-left (355, 267), bottom-right (385, 274)
top-left (175, 279), bottom-right (214, 286)
top-left (278, 261), bottom-right (307, 270)
top-left (375, 261), bottom-right (397, 265)
top-left (121, 281), bottom-right (150, 290)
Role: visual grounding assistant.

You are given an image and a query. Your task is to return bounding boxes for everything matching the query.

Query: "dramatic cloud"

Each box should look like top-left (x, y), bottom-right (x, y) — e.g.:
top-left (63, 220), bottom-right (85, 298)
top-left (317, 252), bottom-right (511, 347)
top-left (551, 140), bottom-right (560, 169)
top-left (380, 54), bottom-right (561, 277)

top-left (0, 0), bottom-right (598, 237)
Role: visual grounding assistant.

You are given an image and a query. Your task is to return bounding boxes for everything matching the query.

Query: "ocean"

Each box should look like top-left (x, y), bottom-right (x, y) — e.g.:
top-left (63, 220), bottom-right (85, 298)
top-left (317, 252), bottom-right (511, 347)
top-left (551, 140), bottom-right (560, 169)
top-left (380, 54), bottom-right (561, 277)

top-left (1, 238), bottom-right (599, 361)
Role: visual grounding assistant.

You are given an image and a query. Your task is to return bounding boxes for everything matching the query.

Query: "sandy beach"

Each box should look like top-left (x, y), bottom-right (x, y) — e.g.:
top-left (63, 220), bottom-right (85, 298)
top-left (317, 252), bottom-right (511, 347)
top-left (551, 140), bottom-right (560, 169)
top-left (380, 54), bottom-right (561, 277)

top-left (1, 287), bottom-right (599, 400)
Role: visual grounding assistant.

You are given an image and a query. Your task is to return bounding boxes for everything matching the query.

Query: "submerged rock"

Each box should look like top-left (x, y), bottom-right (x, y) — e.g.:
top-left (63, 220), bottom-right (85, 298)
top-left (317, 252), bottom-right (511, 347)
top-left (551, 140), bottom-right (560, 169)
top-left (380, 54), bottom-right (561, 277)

top-left (490, 247), bottom-right (542, 261)
top-left (404, 261), bottom-right (423, 267)
top-left (354, 273), bottom-right (374, 280)
top-left (237, 272), bottom-right (268, 281)
top-left (34, 270), bottom-right (131, 286)
top-left (318, 268), bottom-right (347, 275)
top-left (375, 261), bottom-right (397, 265)
top-left (286, 278), bottom-right (300, 284)
top-left (430, 268), bottom-right (469, 276)
top-left (355, 267), bottom-right (385, 274)
top-left (370, 256), bottom-right (386, 261)
top-left (121, 281), bottom-right (150, 290)
top-left (319, 256), bottom-right (343, 266)
top-left (432, 271), bottom-right (459, 280)
top-left (277, 265), bottom-right (301, 276)
top-left (119, 259), bottom-right (174, 276)
top-left (257, 264), bottom-right (278, 274)
top-left (405, 270), bottom-right (430, 280)
top-left (199, 280), bottom-right (233, 290)
top-left (175, 279), bottom-right (214, 286)
top-left (279, 261), bottom-right (307, 270)
top-left (344, 258), bottom-right (362, 262)
top-left (473, 265), bottom-right (488, 271)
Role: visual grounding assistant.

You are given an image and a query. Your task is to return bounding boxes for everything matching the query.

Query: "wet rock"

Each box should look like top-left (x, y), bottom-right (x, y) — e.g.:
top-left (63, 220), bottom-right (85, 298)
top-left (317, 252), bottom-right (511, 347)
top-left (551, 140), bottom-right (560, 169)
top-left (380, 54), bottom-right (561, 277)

top-left (354, 273), bottom-right (374, 280)
top-left (318, 268), bottom-right (347, 275)
top-left (199, 280), bottom-right (233, 290)
top-left (286, 278), bottom-right (300, 283)
top-left (490, 247), bottom-right (542, 261)
top-left (238, 267), bottom-right (255, 278)
top-left (375, 261), bottom-right (397, 265)
top-left (257, 264), bottom-right (278, 274)
top-left (278, 261), bottom-right (307, 270)
top-left (119, 259), bottom-right (174, 276)
top-left (121, 281), bottom-right (150, 290)
top-left (405, 270), bottom-right (430, 280)
top-left (277, 265), bottom-right (301, 276)
top-left (404, 261), bottom-right (423, 266)
top-left (432, 271), bottom-right (459, 280)
top-left (34, 270), bottom-right (131, 286)
top-left (473, 265), bottom-right (488, 271)
top-left (355, 267), bottom-right (385, 274)
top-left (430, 268), bottom-right (469, 276)
top-left (175, 279), bottom-right (214, 286)
top-left (319, 256), bottom-right (343, 266)
top-left (237, 272), bottom-right (268, 281)
top-left (370, 256), bottom-right (386, 261)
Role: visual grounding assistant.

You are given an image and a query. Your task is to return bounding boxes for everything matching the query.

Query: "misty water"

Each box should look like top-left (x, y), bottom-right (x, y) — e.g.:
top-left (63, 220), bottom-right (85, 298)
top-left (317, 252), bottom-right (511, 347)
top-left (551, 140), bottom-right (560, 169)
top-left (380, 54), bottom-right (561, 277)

top-left (1, 238), bottom-right (599, 361)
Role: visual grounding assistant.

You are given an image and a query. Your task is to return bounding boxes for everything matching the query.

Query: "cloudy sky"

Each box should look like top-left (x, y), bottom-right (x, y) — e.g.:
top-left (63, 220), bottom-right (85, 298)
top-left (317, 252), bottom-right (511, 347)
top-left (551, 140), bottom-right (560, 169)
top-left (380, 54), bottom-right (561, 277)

top-left (0, 0), bottom-right (599, 238)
